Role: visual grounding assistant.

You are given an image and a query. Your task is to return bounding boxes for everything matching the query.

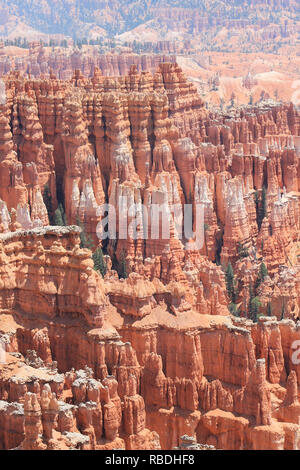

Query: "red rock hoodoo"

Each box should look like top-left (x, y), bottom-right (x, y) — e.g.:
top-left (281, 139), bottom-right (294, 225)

top-left (1, 63), bottom-right (300, 450)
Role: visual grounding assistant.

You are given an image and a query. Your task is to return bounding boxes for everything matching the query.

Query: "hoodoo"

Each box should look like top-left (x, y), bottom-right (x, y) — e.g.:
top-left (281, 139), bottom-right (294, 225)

top-left (0, 0), bottom-right (300, 453)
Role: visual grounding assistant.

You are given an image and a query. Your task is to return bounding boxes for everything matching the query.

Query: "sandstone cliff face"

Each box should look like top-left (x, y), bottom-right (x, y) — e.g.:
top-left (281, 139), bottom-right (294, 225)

top-left (1, 229), bottom-right (300, 450)
top-left (0, 46), bottom-right (177, 81)
top-left (3, 65), bottom-right (300, 281)
top-left (0, 227), bottom-right (110, 328)
top-left (1, 64), bottom-right (300, 450)
top-left (1, 226), bottom-right (300, 450)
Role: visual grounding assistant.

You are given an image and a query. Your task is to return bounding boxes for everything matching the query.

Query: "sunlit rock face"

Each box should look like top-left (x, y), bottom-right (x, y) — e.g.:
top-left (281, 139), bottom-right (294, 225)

top-left (1, 64), bottom-right (300, 450)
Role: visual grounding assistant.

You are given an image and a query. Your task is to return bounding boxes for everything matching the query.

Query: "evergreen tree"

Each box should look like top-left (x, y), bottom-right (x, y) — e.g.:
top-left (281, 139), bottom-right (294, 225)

top-left (92, 247), bottom-right (107, 278)
top-left (248, 281), bottom-right (261, 321)
top-left (54, 203), bottom-right (66, 226)
top-left (43, 184), bottom-right (53, 224)
top-left (76, 216), bottom-right (94, 250)
top-left (255, 261), bottom-right (269, 294)
top-left (215, 227), bottom-right (224, 266)
top-left (237, 241), bottom-right (249, 259)
top-left (281, 302), bottom-right (285, 320)
top-left (254, 190), bottom-right (259, 225)
top-left (119, 250), bottom-right (128, 279)
top-left (255, 187), bottom-right (267, 230)
top-left (267, 302), bottom-right (272, 316)
top-left (229, 302), bottom-right (239, 317)
top-left (259, 186), bottom-right (267, 227)
top-left (250, 296), bottom-right (261, 322)
top-left (225, 262), bottom-right (236, 303)
top-left (62, 205), bottom-right (67, 225)
top-left (259, 262), bottom-right (268, 282)
top-left (255, 263), bottom-right (269, 293)
top-left (248, 282), bottom-right (254, 318)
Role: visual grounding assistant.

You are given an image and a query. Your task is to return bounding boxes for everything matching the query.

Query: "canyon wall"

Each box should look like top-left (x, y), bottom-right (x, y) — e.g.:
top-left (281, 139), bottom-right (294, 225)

top-left (0, 47), bottom-right (177, 80)
top-left (0, 64), bottom-right (300, 449)
top-left (0, 64), bottom-right (300, 320)
top-left (1, 228), bottom-right (300, 449)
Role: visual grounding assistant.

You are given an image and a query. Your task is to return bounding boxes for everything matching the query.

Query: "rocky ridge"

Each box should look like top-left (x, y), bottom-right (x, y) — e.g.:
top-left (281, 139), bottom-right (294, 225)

top-left (0, 63), bottom-right (300, 449)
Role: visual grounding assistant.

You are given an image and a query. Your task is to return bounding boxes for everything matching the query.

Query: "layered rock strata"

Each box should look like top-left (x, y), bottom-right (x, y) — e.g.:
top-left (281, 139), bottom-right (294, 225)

top-left (0, 228), bottom-right (300, 450)
top-left (0, 64), bottom-right (300, 450)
